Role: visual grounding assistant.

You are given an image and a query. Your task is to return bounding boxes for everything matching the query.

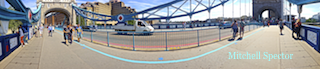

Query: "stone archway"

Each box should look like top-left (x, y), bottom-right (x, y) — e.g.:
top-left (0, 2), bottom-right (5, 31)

top-left (253, 0), bottom-right (283, 21)
top-left (44, 8), bottom-right (71, 26)
top-left (37, 0), bottom-right (76, 26)
top-left (256, 6), bottom-right (280, 20)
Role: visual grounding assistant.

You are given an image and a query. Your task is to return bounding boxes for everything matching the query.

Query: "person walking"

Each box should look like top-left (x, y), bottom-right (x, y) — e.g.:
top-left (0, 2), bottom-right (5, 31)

top-left (39, 24), bottom-right (44, 38)
top-left (52, 25), bottom-right (55, 33)
top-left (76, 24), bottom-right (83, 42)
top-left (18, 25), bottom-right (25, 47)
top-left (63, 24), bottom-right (72, 45)
top-left (231, 20), bottom-right (238, 39)
top-left (48, 24), bottom-right (53, 37)
top-left (34, 25), bottom-right (38, 37)
top-left (279, 19), bottom-right (284, 35)
top-left (267, 20), bottom-right (270, 27)
top-left (69, 24), bottom-right (74, 44)
top-left (294, 19), bottom-right (302, 39)
top-left (291, 18), bottom-right (296, 38)
top-left (183, 22), bottom-right (186, 30)
top-left (239, 20), bottom-right (245, 39)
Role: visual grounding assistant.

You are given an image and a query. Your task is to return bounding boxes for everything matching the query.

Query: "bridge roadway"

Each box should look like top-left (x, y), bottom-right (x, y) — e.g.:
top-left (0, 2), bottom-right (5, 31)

top-left (81, 25), bottom-right (257, 48)
top-left (0, 26), bottom-right (320, 69)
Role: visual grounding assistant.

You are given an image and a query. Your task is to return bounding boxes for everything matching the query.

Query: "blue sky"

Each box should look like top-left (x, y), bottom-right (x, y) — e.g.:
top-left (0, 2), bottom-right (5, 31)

top-left (3, 0), bottom-right (320, 21)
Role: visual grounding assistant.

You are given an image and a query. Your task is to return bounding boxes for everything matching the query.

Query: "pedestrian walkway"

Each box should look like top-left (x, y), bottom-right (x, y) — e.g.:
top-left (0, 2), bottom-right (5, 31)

top-left (0, 26), bottom-right (319, 69)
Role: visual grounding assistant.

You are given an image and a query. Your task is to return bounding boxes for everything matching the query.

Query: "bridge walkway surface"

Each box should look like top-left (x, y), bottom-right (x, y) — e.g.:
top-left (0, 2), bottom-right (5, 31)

top-left (0, 26), bottom-right (319, 69)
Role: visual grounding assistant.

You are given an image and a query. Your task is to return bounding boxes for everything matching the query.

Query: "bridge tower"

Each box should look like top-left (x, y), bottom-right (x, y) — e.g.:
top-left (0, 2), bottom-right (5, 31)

top-left (37, 0), bottom-right (77, 26)
top-left (253, 0), bottom-right (283, 21)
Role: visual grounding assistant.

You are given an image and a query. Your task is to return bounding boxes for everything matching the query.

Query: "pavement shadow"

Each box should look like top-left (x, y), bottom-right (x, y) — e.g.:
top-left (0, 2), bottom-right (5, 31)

top-left (237, 38), bottom-right (243, 41)
top-left (61, 41), bottom-right (68, 46)
top-left (228, 38), bottom-right (235, 41)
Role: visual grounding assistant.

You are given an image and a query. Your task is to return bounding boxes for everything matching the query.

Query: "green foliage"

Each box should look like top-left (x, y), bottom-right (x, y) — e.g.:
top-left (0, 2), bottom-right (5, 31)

top-left (306, 18), bottom-right (317, 23)
top-left (76, 16), bottom-right (86, 26)
top-left (9, 20), bottom-right (22, 31)
top-left (127, 20), bottom-right (135, 25)
top-left (7, 6), bottom-right (22, 31)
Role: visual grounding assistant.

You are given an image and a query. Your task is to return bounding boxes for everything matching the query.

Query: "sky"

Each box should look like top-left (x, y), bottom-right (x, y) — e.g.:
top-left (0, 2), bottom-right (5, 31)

top-left (3, 0), bottom-right (320, 21)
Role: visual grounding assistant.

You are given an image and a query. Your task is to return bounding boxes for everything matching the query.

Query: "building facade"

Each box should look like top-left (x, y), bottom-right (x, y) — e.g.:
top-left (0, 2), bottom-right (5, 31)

top-left (80, 0), bottom-right (136, 25)
top-left (312, 13), bottom-right (320, 22)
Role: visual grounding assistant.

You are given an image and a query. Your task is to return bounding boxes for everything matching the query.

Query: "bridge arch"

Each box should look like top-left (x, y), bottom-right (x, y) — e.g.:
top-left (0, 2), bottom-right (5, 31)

top-left (253, 0), bottom-right (283, 21)
top-left (256, 6), bottom-right (281, 20)
top-left (38, 0), bottom-right (76, 26)
top-left (44, 8), bottom-right (71, 26)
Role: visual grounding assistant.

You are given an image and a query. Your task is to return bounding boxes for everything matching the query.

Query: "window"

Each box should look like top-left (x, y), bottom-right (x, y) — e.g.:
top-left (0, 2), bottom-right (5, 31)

top-left (47, 4), bottom-right (50, 8)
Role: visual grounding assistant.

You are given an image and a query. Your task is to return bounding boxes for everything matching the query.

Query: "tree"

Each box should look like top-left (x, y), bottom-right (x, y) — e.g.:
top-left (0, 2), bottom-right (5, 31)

top-left (9, 20), bottom-right (22, 31)
top-left (7, 6), bottom-right (23, 32)
top-left (76, 16), bottom-right (85, 26)
top-left (306, 18), bottom-right (317, 23)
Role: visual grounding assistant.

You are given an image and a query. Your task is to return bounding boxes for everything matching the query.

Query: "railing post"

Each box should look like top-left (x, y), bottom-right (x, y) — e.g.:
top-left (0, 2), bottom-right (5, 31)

top-left (219, 25), bottom-right (221, 41)
top-left (249, 23), bottom-right (250, 31)
top-left (165, 32), bottom-right (168, 51)
top-left (197, 30), bottom-right (199, 47)
top-left (133, 33), bottom-right (135, 51)
top-left (107, 32), bottom-right (109, 47)
top-left (91, 30), bottom-right (93, 42)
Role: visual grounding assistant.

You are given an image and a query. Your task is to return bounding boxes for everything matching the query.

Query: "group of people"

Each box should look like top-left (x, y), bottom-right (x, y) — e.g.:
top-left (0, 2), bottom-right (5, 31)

top-left (277, 18), bottom-right (301, 39)
top-left (231, 20), bottom-right (246, 39)
top-left (63, 24), bottom-right (83, 45)
top-left (18, 24), bottom-right (44, 47)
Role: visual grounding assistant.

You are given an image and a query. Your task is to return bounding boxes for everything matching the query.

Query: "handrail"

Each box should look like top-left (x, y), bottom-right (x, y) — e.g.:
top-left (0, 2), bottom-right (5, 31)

top-left (92, 23), bottom-right (262, 33)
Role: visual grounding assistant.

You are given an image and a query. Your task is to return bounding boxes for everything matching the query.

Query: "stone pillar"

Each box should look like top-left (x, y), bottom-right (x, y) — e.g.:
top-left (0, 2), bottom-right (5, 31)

top-left (45, 18), bottom-right (47, 25)
top-left (52, 15), bottom-right (54, 25)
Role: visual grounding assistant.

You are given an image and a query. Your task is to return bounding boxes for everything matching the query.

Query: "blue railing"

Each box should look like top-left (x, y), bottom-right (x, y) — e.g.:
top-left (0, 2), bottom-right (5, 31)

top-left (0, 28), bottom-right (35, 61)
top-left (285, 23), bottom-right (320, 53)
top-left (0, 34), bottom-right (21, 61)
top-left (96, 23), bottom-right (223, 29)
top-left (70, 22), bottom-right (263, 51)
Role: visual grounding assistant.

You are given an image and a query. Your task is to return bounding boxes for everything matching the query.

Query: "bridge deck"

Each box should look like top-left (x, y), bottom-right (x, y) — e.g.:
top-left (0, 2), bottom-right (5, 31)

top-left (0, 26), bottom-right (319, 69)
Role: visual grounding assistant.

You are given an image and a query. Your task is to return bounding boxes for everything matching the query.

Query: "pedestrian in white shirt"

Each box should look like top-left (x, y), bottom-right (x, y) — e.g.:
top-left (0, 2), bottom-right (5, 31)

top-left (19, 25), bottom-right (25, 47)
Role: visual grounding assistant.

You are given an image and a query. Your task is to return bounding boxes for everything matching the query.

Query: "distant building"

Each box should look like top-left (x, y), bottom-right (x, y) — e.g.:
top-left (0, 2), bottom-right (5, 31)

top-left (301, 17), bottom-right (306, 23)
top-left (206, 19), bottom-right (219, 23)
top-left (80, 0), bottom-right (136, 25)
top-left (312, 12), bottom-right (320, 22)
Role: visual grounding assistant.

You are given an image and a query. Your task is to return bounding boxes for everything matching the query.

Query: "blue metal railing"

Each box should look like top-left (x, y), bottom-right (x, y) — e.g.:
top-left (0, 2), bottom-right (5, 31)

top-left (0, 34), bottom-right (21, 61)
top-left (95, 22), bottom-right (221, 29)
top-left (74, 22), bottom-right (264, 51)
top-left (285, 23), bottom-right (320, 53)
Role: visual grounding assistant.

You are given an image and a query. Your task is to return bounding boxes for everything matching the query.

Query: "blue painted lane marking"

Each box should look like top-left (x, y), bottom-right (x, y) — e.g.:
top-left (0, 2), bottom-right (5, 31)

top-left (55, 27), bottom-right (265, 64)
top-left (159, 57), bottom-right (163, 61)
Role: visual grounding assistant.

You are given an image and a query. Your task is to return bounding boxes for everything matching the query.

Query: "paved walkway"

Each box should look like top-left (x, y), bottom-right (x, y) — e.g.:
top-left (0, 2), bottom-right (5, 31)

top-left (0, 26), bottom-right (319, 69)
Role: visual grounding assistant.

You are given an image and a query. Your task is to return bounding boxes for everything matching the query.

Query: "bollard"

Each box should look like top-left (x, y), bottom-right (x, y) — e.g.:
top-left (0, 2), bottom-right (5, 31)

top-left (132, 33), bottom-right (135, 51)
top-left (197, 30), bottom-right (199, 47)
top-left (165, 32), bottom-right (168, 51)
top-left (107, 32), bottom-right (109, 47)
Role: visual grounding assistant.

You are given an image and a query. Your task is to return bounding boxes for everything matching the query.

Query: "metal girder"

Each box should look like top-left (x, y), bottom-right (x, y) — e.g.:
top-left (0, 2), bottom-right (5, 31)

top-left (170, 0), bottom-right (188, 17)
top-left (72, 0), bottom-right (229, 22)
top-left (170, 5), bottom-right (189, 13)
